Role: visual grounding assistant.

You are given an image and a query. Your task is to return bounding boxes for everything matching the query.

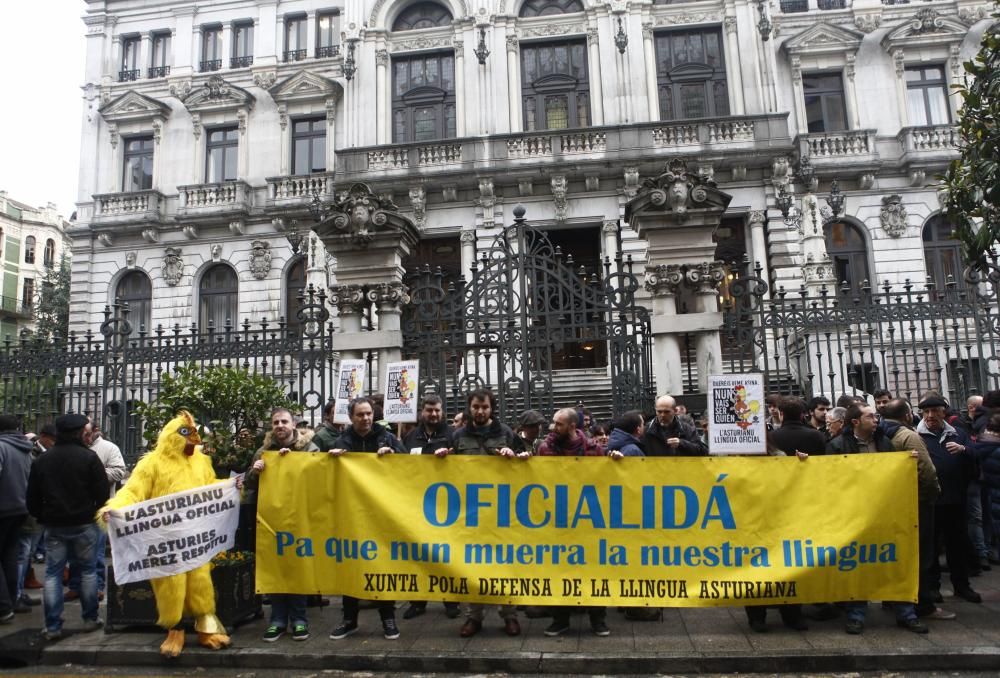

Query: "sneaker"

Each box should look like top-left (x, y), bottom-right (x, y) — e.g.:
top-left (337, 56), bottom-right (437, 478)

top-left (897, 618), bottom-right (929, 634)
top-left (42, 628), bottom-right (62, 641)
top-left (749, 619), bottom-right (768, 633)
top-left (402, 603), bottom-right (426, 620)
top-left (329, 621), bottom-right (358, 640)
top-left (922, 607), bottom-right (957, 620)
top-left (382, 618), bottom-right (400, 640)
top-left (845, 619), bottom-right (864, 635)
top-left (544, 620), bottom-right (571, 637)
top-left (0, 611), bottom-right (14, 624)
top-left (19, 594), bottom-right (40, 607)
top-left (262, 625), bottom-right (284, 642)
top-left (14, 599), bottom-right (31, 614)
top-left (591, 620), bottom-right (611, 637)
top-left (291, 623), bottom-right (309, 641)
top-left (80, 619), bottom-right (104, 633)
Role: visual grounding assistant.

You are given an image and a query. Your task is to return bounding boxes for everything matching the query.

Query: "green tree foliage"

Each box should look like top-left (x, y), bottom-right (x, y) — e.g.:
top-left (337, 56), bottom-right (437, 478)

top-left (32, 254), bottom-right (71, 341)
top-left (944, 12), bottom-right (1000, 269)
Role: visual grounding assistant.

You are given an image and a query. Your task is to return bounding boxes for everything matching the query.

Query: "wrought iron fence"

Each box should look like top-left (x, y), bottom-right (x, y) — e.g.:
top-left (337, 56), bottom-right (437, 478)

top-left (0, 286), bottom-right (338, 465)
top-left (722, 257), bottom-right (1000, 406)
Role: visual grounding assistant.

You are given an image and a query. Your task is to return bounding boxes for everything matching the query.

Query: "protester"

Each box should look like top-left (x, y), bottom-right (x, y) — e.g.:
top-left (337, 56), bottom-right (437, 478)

top-left (0, 415), bottom-right (32, 623)
top-left (643, 395), bottom-right (707, 456)
top-left (766, 395), bottom-right (781, 431)
top-left (516, 409), bottom-right (547, 454)
top-left (453, 411), bottom-right (466, 429)
top-left (825, 407), bottom-right (846, 442)
top-left (607, 411), bottom-right (645, 458)
top-left (972, 390), bottom-right (1000, 436)
top-left (590, 424), bottom-right (610, 451)
top-left (16, 424), bottom-right (55, 600)
top-left (806, 396), bottom-right (830, 434)
top-left (248, 408), bottom-right (319, 642)
top-left (26, 414), bottom-right (109, 640)
top-left (976, 413), bottom-right (1000, 565)
top-left (328, 398), bottom-right (405, 640)
top-left (312, 400), bottom-right (340, 451)
top-left (873, 389), bottom-right (892, 413)
top-left (769, 397), bottom-right (826, 456)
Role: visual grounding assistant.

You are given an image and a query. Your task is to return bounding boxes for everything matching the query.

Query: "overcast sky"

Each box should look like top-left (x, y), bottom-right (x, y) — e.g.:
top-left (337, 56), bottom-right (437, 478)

top-left (0, 1), bottom-right (88, 218)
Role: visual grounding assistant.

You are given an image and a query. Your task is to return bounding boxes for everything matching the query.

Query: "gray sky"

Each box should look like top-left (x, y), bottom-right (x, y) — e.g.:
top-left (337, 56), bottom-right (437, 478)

top-left (0, 1), bottom-right (88, 218)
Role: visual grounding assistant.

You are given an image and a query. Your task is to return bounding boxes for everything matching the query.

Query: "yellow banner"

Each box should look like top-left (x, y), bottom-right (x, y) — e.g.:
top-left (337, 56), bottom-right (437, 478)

top-left (255, 453), bottom-right (917, 607)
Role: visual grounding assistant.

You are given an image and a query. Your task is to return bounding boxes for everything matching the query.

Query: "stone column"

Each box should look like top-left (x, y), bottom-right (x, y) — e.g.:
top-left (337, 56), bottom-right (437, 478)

top-left (790, 57), bottom-right (807, 134)
top-left (644, 266), bottom-right (684, 396)
top-left (844, 56), bottom-right (861, 130)
top-left (892, 49), bottom-right (909, 128)
top-left (221, 23), bottom-right (233, 68)
top-left (601, 219), bottom-right (619, 265)
top-left (688, 263), bottom-right (726, 392)
top-left (460, 228), bottom-right (476, 276)
top-left (140, 32), bottom-right (152, 76)
top-left (454, 40), bottom-right (467, 137)
top-left (506, 36), bottom-right (520, 131)
top-left (171, 7), bottom-right (195, 75)
top-left (641, 22), bottom-right (658, 121)
top-left (746, 209), bottom-right (768, 287)
top-left (375, 48), bottom-right (388, 144)
top-left (723, 17), bottom-right (745, 115)
top-left (329, 284), bottom-right (366, 361)
top-left (368, 282), bottom-right (410, 389)
top-left (587, 28), bottom-right (605, 126)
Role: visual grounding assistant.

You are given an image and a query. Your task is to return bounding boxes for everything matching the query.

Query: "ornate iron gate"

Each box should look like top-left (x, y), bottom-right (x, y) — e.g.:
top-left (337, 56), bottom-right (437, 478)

top-left (402, 206), bottom-right (655, 422)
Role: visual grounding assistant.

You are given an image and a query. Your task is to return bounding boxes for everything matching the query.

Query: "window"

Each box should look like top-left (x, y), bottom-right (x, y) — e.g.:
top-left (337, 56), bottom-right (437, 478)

top-left (231, 22), bottom-right (254, 68)
top-left (392, 52), bottom-right (457, 142)
top-left (520, 40), bottom-right (590, 131)
top-left (317, 11), bottom-right (340, 57)
top-left (292, 118), bottom-right (327, 174)
top-left (22, 278), bottom-right (34, 309)
top-left (120, 36), bottom-right (140, 81)
top-left (199, 264), bottom-right (238, 330)
top-left (393, 2), bottom-right (453, 30)
top-left (285, 257), bottom-right (307, 334)
top-left (825, 221), bottom-right (870, 293)
top-left (123, 136), bottom-right (154, 192)
top-left (43, 239), bottom-right (55, 268)
top-left (654, 29), bottom-right (729, 121)
top-left (201, 25), bottom-right (222, 71)
top-left (150, 32), bottom-right (171, 78)
top-left (206, 127), bottom-right (239, 183)
top-left (285, 15), bottom-right (307, 61)
top-left (24, 236), bottom-right (35, 265)
top-left (116, 271), bottom-right (152, 337)
top-left (803, 73), bottom-right (847, 133)
top-left (923, 215), bottom-right (965, 289)
top-left (906, 65), bottom-right (950, 126)
top-left (519, 0), bottom-right (585, 17)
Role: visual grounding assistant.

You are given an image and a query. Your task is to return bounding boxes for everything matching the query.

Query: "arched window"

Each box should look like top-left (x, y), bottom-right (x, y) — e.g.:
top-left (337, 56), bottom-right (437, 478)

top-left (519, 0), bottom-right (585, 17)
top-left (923, 215), bottom-right (965, 289)
top-left (43, 239), bottom-right (56, 267)
top-left (825, 221), bottom-right (870, 294)
top-left (24, 236), bottom-right (36, 264)
top-left (115, 271), bottom-right (152, 337)
top-left (285, 256), bottom-right (307, 334)
top-left (199, 264), bottom-right (238, 330)
top-left (393, 2), bottom-right (453, 31)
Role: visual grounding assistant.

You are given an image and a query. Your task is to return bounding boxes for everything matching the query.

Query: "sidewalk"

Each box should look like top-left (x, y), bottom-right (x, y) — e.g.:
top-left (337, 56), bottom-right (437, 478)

top-left (4, 571), bottom-right (1000, 674)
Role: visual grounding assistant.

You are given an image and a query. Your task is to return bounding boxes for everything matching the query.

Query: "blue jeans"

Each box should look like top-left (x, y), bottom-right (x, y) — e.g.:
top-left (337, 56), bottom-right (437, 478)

top-left (68, 528), bottom-right (106, 593)
top-left (44, 523), bottom-right (101, 632)
top-left (845, 600), bottom-right (916, 623)
top-left (269, 594), bottom-right (307, 628)
top-left (15, 527), bottom-right (44, 600)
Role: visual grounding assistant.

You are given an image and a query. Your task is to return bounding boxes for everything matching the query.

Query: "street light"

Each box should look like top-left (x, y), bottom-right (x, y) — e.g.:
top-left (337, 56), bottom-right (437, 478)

top-left (753, 0), bottom-right (772, 42)
top-left (343, 40), bottom-right (358, 81)
top-left (474, 26), bottom-right (490, 65)
top-left (614, 17), bottom-right (628, 55)
top-left (776, 158), bottom-right (844, 228)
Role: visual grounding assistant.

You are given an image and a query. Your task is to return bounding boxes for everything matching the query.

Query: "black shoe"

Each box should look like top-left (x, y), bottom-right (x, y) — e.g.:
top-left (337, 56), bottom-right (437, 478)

top-left (783, 617), bottom-right (808, 631)
top-left (804, 604), bottom-right (840, 621)
top-left (932, 591), bottom-right (944, 603)
top-left (845, 619), bottom-right (864, 635)
top-left (591, 620), bottom-right (610, 636)
top-left (18, 594), bottom-right (40, 607)
top-left (382, 617), bottom-right (400, 640)
top-left (954, 587), bottom-right (982, 604)
top-left (979, 557), bottom-right (991, 571)
top-left (14, 600), bottom-right (31, 614)
top-left (444, 603), bottom-right (460, 619)
top-left (749, 619), bottom-right (768, 633)
top-left (402, 604), bottom-right (426, 620)
top-left (329, 621), bottom-right (358, 640)
top-left (544, 620), bottom-right (571, 636)
top-left (897, 618), bottom-right (929, 634)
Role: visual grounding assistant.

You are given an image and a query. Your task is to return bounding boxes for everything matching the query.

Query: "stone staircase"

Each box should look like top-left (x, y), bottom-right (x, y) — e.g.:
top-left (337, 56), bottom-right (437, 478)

top-left (549, 368), bottom-right (616, 425)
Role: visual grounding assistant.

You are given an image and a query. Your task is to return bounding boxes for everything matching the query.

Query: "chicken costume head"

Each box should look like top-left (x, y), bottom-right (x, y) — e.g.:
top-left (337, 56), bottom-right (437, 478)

top-left (102, 411), bottom-right (231, 657)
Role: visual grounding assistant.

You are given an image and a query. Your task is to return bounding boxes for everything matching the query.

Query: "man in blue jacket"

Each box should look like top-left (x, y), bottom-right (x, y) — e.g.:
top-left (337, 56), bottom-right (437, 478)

top-left (607, 411), bottom-right (645, 458)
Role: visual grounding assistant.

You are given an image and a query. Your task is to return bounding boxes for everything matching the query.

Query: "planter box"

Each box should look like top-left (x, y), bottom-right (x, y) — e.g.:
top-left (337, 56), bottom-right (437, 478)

top-left (105, 560), bottom-right (261, 633)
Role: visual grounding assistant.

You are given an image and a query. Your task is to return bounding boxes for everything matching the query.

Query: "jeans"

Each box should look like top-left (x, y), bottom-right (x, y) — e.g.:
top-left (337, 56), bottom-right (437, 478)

top-left (15, 527), bottom-right (44, 601)
top-left (69, 528), bottom-right (106, 593)
top-left (269, 594), bottom-right (307, 628)
top-left (43, 523), bottom-right (101, 632)
top-left (0, 515), bottom-right (26, 616)
top-left (845, 600), bottom-right (917, 623)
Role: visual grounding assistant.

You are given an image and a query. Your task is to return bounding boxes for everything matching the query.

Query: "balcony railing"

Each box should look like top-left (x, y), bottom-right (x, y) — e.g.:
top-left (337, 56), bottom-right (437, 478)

top-left (0, 295), bottom-right (32, 319)
top-left (91, 190), bottom-right (166, 223)
top-left (199, 59), bottom-right (222, 72)
top-left (817, 0), bottom-right (847, 8)
top-left (284, 49), bottom-right (308, 62)
top-left (316, 45), bottom-right (341, 58)
top-left (265, 173), bottom-right (336, 209)
top-left (148, 65), bottom-right (170, 78)
top-left (780, 0), bottom-right (809, 12)
top-left (177, 181), bottom-right (253, 216)
top-left (230, 55), bottom-right (254, 68)
top-left (118, 69), bottom-right (140, 82)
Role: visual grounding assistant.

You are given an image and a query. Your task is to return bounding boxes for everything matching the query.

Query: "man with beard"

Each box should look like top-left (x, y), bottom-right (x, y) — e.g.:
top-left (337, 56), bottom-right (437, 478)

top-left (643, 395), bottom-right (707, 456)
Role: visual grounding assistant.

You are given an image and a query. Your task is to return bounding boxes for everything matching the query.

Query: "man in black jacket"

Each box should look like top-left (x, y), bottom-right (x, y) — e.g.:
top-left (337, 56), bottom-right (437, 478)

top-left (643, 395), bottom-right (708, 456)
top-left (25, 414), bottom-right (109, 640)
top-left (769, 397), bottom-right (827, 456)
top-left (826, 404), bottom-right (894, 455)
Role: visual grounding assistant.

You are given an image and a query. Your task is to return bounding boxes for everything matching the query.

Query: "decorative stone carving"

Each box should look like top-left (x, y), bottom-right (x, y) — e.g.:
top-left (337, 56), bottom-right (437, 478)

top-left (803, 252), bottom-right (836, 284)
top-left (460, 229), bottom-right (477, 244)
top-left (913, 8), bottom-right (944, 34)
top-left (453, 39), bottom-right (463, 53)
top-left (880, 195), bottom-right (908, 238)
top-left (168, 79), bottom-right (192, 98)
top-left (685, 261), bottom-right (726, 294)
top-left (151, 119), bottom-right (163, 144)
top-left (520, 23), bottom-right (585, 38)
top-left (937, 187), bottom-right (949, 210)
top-left (375, 48), bottom-right (389, 65)
top-left (182, 225), bottom-right (198, 239)
top-left (893, 49), bottom-right (905, 78)
top-left (236, 109), bottom-right (248, 135)
top-left (249, 240), bottom-right (272, 280)
top-left (772, 156), bottom-right (790, 187)
top-left (747, 210), bottom-right (767, 226)
top-left (654, 13), bottom-right (722, 27)
top-left (328, 283), bottom-right (367, 315)
top-left (142, 228), bottom-right (159, 243)
top-left (270, 217), bottom-right (285, 233)
top-left (642, 159), bottom-right (696, 222)
top-left (391, 37), bottom-right (450, 53)
top-left (585, 176), bottom-right (600, 192)
top-left (366, 281), bottom-right (411, 307)
top-left (910, 169), bottom-right (926, 187)
top-left (98, 233), bottom-right (114, 247)
top-left (518, 179), bottom-right (533, 197)
top-left (623, 166), bottom-right (639, 199)
top-left (724, 16), bottom-right (737, 35)
top-left (859, 173), bottom-right (876, 190)
top-left (442, 185), bottom-right (458, 202)
top-left (211, 244), bottom-right (222, 262)
top-left (642, 22), bottom-right (653, 40)
top-left (790, 56), bottom-right (802, 85)
top-left (230, 220), bottom-right (245, 236)
top-left (108, 123), bottom-right (119, 149)
top-left (277, 103), bottom-right (288, 131)
top-left (697, 163), bottom-right (715, 184)
top-left (551, 175), bottom-right (568, 223)
top-left (478, 178), bottom-right (495, 227)
top-left (313, 182), bottom-right (412, 248)
top-left (586, 28), bottom-right (599, 46)
top-left (854, 13), bottom-right (881, 33)
top-left (190, 112), bottom-right (202, 140)
top-left (845, 54), bottom-right (856, 82)
top-left (958, 5), bottom-right (991, 25)
top-left (644, 263), bottom-right (684, 296)
top-left (602, 219), bottom-right (619, 234)
top-left (409, 185), bottom-right (426, 227)
top-left (125, 251), bottom-right (136, 269)
top-left (506, 35), bottom-right (519, 53)
top-left (163, 247), bottom-right (183, 286)
top-left (252, 70), bottom-right (277, 89)
top-left (949, 44), bottom-right (962, 81)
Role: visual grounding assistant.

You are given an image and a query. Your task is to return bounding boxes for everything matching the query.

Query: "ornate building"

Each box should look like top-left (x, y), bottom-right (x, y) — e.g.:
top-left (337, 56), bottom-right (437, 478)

top-left (71, 0), bottom-right (996, 414)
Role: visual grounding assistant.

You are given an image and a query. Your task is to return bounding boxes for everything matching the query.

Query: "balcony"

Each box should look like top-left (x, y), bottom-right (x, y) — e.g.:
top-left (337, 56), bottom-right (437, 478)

top-left (200, 59), bottom-right (222, 73)
top-left (177, 181), bottom-right (253, 221)
top-left (780, 0), bottom-right (809, 12)
top-left (797, 129), bottom-right (879, 171)
top-left (338, 113), bottom-right (792, 181)
top-left (316, 45), bottom-right (341, 58)
top-left (91, 190), bottom-right (166, 226)
top-left (118, 69), bottom-right (140, 82)
top-left (148, 65), bottom-right (170, 78)
top-left (283, 49), bottom-right (308, 63)
top-left (230, 55), bottom-right (254, 69)
top-left (780, 0), bottom-right (850, 10)
top-left (265, 173), bottom-right (336, 211)
top-left (0, 295), bottom-right (32, 320)
top-left (897, 125), bottom-right (960, 166)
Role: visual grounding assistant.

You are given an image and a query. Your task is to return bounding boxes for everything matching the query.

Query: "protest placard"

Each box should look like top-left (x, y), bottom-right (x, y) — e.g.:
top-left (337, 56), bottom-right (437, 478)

top-left (333, 359), bottom-right (367, 424)
top-left (383, 360), bottom-right (419, 423)
top-left (707, 374), bottom-right (767, 455)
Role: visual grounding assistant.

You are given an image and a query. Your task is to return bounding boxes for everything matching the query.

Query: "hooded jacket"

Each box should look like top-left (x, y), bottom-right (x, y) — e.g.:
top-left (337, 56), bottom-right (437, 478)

top-left (243, 429), bottom-right (320, 503)
top-left (0, 431), bottom-right (33, 518)
top-left (642, 417), bottom-right (708, 457)
top-left (607, 428), bottom-right (645, 457)
top-left (881, 418), bottom-right (941, 504)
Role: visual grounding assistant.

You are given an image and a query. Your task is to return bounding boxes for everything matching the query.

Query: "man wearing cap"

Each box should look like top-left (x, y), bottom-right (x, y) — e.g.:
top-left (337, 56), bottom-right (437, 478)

top-left (517, 409), bottom-right (546, 454)
top-left (918, 395), bottom-right (981, 604)
top-left (26, 414), bottom-right (110, 640)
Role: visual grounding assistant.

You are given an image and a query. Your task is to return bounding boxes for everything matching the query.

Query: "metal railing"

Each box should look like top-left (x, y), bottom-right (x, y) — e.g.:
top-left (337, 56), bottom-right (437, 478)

top-left (118, 69), bottom-right (140, 82)
top-left (283, 49), bottom-right (308, 62)
top-left (316, 45), bottom-right (340, 58)
top-left (230, 55), bottom-right (254, 68)
top-left (199, 59), bottom-right (222, 72)
top-left (148, 65), bottom-right (170, 78)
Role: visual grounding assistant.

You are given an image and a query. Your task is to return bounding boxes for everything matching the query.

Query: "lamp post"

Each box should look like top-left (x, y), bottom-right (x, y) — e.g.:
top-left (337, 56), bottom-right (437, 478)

top-left (776, 157), bottom-right (844, 229)
top-left (473, 26), bottom-right (490, 65)
top-left (342, 39), bottom-right (358, 81)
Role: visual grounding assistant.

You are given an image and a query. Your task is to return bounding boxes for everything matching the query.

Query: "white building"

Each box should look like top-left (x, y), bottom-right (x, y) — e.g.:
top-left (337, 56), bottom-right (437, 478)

top-left (70, 0), bottom-right (996, 408)
top-left (0, 192), bottom-right (71, 338)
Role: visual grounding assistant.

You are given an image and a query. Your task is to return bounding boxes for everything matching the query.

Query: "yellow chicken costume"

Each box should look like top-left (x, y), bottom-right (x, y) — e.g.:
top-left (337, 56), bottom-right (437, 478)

top-left (100, 411), bottom-right (232, 657)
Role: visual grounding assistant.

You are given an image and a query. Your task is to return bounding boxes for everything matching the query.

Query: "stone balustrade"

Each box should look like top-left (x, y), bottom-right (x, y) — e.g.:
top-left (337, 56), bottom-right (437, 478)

top-left (267, 173), bottom-right (335, 200)
top-left (800, 130), bottom-right (876, 158)
top-left (176, 181), bottom-right (252, 219)
top-left (898, 125), bottom-right (959, 153)
top-left (91, 190), bottom-right (166, 225)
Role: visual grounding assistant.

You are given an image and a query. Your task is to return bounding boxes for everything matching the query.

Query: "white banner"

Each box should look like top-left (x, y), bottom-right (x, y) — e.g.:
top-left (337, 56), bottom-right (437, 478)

top-left (333, 359), bottom-right (367, 424)
top-left (707, 374), bottom-right (767, 456)
top-left (106, 479), bottom-right (241, 584)
top-left (383, 360), bottom-right (419, 423)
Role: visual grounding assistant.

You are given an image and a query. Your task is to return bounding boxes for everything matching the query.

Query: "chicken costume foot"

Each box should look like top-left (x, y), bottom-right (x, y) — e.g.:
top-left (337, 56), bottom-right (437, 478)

top-left (160, 629), bottom-right (185, 658)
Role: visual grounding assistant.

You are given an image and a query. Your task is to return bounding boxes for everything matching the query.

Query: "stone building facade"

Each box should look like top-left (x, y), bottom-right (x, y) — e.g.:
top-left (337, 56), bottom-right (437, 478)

top-left (71, 0), bottom-right (995, 405)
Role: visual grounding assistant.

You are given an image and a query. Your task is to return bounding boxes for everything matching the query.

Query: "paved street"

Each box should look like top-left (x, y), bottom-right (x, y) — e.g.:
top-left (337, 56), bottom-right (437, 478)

top-left (3, 566), bottom-right (1000, 674)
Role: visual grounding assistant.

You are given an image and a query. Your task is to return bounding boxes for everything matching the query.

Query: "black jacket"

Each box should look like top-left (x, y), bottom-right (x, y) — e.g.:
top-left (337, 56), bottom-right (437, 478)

top-left (0, 432), bottom-right (33, 518)
top-left (403, 421), bottom-right (454, 455)
top-left (919, 421), bottom-right (975, 505)
top-left (768, 420), bottom-right (827, 456)
top-left (452, 420), bottom-right (524, 455)
top-left (333, 423), bottom-right (406, 454)
top-left (826, 428), bottom-right (895, 454)
top-left (26, 439), bottom-right (109, 527)
top-left (642, 417), bottom-right (707, 457)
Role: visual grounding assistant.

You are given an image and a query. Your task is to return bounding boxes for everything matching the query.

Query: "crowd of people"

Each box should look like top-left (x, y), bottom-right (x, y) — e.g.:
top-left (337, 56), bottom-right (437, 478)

top-left (3, 385), bottom-right (1000, 644)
